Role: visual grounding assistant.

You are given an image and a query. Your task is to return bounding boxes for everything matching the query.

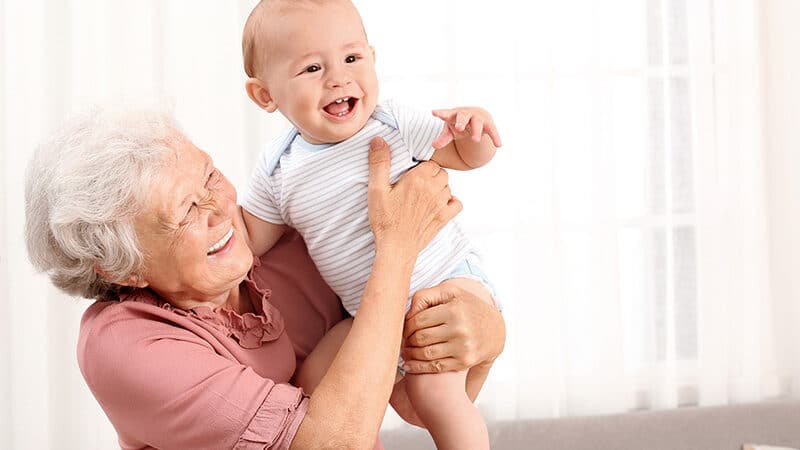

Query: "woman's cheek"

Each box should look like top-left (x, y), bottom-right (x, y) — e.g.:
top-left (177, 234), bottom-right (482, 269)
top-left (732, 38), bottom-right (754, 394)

top-left (219, 180), bottom-right (237, 203)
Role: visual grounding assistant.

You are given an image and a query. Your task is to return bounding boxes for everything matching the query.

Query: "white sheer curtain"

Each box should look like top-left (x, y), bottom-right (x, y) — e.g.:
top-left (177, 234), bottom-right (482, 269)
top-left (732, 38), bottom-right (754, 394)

top-left (1, 0), bottom-right (796, 448)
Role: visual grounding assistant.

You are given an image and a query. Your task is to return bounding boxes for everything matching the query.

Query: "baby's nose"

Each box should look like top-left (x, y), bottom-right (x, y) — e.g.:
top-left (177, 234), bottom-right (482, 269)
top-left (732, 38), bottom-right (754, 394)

top-left (325, 69), bottom-right (352, 89)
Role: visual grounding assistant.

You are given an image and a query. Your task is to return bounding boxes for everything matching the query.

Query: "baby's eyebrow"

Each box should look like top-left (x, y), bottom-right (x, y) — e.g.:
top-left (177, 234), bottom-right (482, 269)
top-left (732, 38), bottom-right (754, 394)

top-left (342, 41), bottom-right (366, 50)
top-left (295, 51), bottom-right (319, 61)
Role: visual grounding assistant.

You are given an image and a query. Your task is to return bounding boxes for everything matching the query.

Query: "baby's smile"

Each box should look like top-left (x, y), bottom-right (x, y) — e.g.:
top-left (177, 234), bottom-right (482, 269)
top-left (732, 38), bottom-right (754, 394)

top-left (322, 96), bottom-right (359, 121)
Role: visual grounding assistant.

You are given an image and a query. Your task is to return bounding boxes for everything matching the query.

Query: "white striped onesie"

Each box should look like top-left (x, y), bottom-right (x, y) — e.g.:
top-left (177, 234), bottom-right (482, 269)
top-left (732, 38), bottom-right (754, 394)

top-left (242, 100), bottom-right (489, 315)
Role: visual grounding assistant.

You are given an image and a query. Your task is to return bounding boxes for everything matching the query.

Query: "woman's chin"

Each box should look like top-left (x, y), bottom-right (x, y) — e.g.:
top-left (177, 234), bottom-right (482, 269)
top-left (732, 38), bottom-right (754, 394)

top-left (206, 236), bottom-right (254, 279)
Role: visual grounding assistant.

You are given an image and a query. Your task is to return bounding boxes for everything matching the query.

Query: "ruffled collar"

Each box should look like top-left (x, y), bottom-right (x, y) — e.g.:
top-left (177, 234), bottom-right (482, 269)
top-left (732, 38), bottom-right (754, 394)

top-left (123, 263), bottom-right (285, 349)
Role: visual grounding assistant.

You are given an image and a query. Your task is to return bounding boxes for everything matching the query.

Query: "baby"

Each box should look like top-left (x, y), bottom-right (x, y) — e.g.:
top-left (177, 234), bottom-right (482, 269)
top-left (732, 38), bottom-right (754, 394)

top-left (240, 1), bottom-right (501, 448)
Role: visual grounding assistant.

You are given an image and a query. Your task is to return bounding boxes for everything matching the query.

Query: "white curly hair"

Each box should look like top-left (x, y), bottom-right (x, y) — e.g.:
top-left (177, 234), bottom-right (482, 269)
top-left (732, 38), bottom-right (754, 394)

top-left (25, 103), bottom-right (182, 300)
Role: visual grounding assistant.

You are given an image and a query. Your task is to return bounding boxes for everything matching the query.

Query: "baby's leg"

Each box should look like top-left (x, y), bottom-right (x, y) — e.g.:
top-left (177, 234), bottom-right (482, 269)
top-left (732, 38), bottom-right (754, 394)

top-left (292, 317), bottom-right (353, 395)
top-left (404, 277), bottom-right (492, 450)
top-left (292, 317), bottom-right (385, 450)
top-left (405, 370), bottom-right (489, 450)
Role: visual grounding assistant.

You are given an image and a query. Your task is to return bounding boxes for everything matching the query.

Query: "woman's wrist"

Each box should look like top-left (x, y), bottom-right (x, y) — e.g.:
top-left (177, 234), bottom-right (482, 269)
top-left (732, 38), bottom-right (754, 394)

top-left (374, 244), bottom-right (417, 275)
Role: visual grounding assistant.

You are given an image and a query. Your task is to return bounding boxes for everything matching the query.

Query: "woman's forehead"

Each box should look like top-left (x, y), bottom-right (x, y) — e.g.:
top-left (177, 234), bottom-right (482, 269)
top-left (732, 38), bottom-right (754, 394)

top-left (145, 140), bottom-right (211, 220)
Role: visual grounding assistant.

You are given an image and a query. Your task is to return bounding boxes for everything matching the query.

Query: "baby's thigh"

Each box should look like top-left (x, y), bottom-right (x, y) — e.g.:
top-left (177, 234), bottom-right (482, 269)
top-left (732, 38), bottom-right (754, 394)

top-left (292, 317), bottom-right (353, 395)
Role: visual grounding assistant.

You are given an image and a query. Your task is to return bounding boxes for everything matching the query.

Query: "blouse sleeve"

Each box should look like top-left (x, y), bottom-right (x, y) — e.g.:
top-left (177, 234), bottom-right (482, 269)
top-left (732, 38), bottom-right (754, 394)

top-left (78, 304), bottom-right (306, 450)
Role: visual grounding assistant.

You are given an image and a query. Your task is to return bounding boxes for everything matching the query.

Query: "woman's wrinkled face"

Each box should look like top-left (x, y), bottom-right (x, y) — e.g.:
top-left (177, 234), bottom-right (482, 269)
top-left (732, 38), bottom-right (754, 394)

top-left (134, 136), bottom-right (253, 309)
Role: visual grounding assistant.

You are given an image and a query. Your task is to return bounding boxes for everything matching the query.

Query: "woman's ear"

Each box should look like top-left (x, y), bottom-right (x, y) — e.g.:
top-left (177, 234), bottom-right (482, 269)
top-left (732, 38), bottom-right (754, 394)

top-left (94, 265), bottom-right (149, 288)
top-left (245, 78), bottom-right (279, 112)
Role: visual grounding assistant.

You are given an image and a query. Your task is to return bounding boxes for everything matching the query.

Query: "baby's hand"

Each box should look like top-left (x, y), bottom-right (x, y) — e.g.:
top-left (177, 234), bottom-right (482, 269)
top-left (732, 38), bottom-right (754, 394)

top-left (431, 107), bottom-right (502, 150)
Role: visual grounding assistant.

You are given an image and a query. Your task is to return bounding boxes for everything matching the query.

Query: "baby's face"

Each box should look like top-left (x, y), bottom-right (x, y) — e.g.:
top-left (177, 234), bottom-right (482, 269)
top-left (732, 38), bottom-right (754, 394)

top-left (260, 2), bottom-right (378, 144)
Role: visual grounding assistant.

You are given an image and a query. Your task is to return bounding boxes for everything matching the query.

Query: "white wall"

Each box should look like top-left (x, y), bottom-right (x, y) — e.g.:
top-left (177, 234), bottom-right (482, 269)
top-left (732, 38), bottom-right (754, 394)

top-left (762, 0), bottom-right (800, 391)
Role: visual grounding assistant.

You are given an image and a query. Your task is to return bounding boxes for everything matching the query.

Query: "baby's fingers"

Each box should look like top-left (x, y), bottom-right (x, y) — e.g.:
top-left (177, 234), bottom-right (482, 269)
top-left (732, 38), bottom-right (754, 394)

top-left (469, 117), bottom-right (484, 142)
top-left (454, 110), bottom-right (471, 132)
top-left (432, 127), bottom-right (454, 149)
top-left (432, 108), bottom-right (456, 121)
top-left (485, 120), bottom-right (503, 147)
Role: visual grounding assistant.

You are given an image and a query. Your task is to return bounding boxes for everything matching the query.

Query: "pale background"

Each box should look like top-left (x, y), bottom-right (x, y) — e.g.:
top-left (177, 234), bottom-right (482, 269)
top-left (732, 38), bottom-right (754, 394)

top-left (1, 0), bottom-right (798, 448)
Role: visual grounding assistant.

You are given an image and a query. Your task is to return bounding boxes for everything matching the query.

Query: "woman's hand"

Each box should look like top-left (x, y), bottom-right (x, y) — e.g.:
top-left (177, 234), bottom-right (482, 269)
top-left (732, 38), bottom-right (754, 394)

top-left (401, 279), bottom-right (506, 374)
top-left (367, 137), bottom-right (462, 262)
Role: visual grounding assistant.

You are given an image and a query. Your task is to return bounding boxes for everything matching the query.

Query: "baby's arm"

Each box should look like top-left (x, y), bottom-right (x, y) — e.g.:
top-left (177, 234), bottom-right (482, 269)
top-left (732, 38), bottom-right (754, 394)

top-left (240, 207), bottom-right (290, 256)
top-left (429, 107), bottom-right (502, 170)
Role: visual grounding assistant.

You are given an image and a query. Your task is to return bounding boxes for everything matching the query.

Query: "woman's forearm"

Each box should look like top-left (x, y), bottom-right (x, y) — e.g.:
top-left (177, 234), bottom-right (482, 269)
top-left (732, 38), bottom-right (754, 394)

top-left (291, 250), bottom-right (415, 449)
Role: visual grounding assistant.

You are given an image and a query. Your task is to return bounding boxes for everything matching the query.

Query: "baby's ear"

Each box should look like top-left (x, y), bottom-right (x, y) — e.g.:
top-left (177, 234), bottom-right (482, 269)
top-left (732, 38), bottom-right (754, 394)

top-left (245, 78), bottom-right (278, 112)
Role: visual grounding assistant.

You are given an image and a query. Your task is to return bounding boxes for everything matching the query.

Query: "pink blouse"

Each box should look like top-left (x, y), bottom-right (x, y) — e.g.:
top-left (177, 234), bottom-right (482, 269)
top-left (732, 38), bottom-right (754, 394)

top-left (77, 232), bottom-right (346, 450)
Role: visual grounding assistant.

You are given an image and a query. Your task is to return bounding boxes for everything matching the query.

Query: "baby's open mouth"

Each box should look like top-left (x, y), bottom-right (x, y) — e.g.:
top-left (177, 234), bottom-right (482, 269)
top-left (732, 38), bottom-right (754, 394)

top-left (323, 97), bottom-right (358, 117)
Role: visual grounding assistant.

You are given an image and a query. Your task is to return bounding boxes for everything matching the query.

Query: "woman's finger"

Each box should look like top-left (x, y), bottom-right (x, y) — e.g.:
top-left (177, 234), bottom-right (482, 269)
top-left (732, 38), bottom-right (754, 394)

top-left (405, 322), bottom-right (451, 347)
top-left (404, 284), bottom-right (456, 337)
top-left (367, 137), bottom-right (391, 190)
top-left (436, 185), bottom-right (452, 209)
top-left (439, 195), bottom-right (462, 223)
top-left (404, 299), bottom-right (450, 340)
top-left (433, 165), bottom-right (449, 188)
top-left (402, 357), bottom-right (460, 374)
top-left (402, 342), bottom-right (449, 361)
top-left (414, 160), bottom-right (442, 178)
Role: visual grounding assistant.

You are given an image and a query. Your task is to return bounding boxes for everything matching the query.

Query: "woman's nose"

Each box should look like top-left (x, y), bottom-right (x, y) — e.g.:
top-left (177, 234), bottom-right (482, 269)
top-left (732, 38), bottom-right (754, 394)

top-left (204, 191), bottom-right (231, 227)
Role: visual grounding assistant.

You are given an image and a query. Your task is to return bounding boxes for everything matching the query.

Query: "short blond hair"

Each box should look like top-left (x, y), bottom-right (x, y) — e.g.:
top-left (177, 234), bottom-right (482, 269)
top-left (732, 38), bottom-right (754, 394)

top-left (241, 0), bottom-right (366, 78)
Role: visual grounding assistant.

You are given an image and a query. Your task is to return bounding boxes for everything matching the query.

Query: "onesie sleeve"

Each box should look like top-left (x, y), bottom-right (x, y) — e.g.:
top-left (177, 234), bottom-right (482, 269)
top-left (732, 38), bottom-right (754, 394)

top-left (242, 145), bottom-right (285, 225)
top-left (385, 100), bottom-right (446, 162)
top-left (78, 307), bottom-right (307, 450)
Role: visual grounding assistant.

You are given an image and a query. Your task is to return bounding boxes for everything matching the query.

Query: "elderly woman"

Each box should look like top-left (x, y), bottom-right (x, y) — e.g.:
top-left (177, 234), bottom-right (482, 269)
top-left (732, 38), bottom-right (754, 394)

top-left (24, 105), bottom-right (505, 450)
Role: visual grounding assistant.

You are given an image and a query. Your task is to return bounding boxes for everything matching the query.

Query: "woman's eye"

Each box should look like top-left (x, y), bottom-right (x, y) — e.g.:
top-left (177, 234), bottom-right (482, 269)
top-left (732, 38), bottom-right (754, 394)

top-left (305, 64), bottom-right (321, 73)
top-left (181, 203), bottom-right (196, 223)
top-left (345, 55), bottom-right (357, 63)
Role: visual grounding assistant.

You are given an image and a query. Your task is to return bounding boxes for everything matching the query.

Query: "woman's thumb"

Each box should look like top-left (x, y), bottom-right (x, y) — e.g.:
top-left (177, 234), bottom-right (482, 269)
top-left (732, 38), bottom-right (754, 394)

top-left (368, 137), bottom-right (391, 189)
top-left (407, 285), bottom-right (455, 319)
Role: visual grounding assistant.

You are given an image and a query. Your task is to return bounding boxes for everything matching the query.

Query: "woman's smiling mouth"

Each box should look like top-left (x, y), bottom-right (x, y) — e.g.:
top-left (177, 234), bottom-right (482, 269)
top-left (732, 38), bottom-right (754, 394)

top-left (207, 227), bottom-right (234, 255)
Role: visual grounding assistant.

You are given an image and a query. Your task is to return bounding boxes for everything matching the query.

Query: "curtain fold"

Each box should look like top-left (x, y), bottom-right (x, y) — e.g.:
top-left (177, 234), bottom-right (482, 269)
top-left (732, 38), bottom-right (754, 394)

top-left (1, 0), bottom-right (795, 448)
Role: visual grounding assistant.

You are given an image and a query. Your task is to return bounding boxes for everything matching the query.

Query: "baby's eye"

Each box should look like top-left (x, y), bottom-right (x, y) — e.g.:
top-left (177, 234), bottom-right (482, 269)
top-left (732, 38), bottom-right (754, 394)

top-left (345, 55), bottom-right (358, 63)
top-left (305, 64), bottom-right (321, 73)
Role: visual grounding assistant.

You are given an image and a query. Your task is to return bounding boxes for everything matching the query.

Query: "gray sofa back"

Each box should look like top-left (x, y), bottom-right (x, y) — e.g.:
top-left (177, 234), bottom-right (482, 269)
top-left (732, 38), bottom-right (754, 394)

top-left (381, 401), bottom-right (800, 450)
